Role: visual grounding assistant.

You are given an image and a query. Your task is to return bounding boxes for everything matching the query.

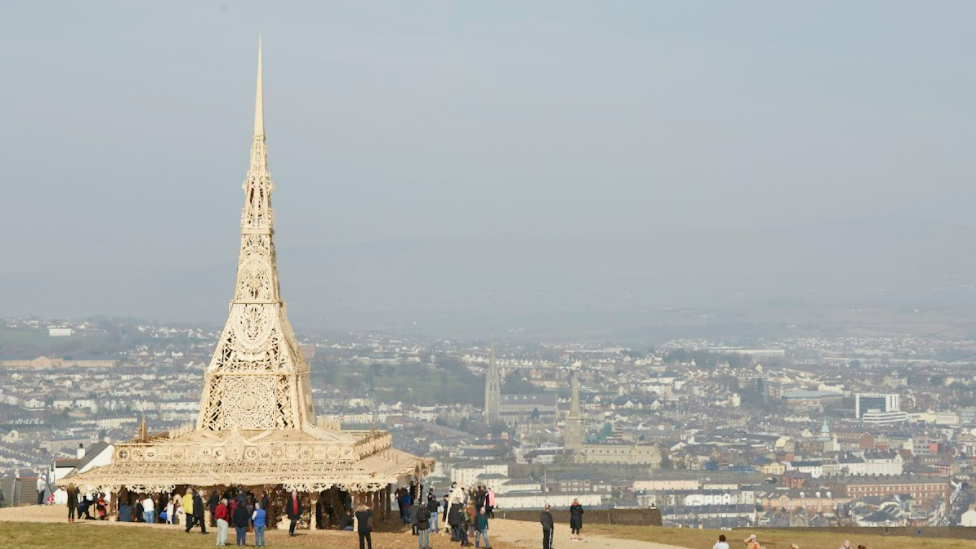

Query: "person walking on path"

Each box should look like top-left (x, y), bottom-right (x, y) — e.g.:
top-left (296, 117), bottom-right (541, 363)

top-left (286, 490), bottom-right (302, 537)
top-left (541, 505), bottom-right (554, 549)
top-left (356, 503), bottom-right (374, 549)
top-left (214, 498), bottom-right (229, 546)
top-left (569, 499), bottom-right (584, 541)
top-left (252, 501), bottom-right (267, 548)
top-left (712, 534), bottom-right (730, 549)
top-left (474, 507), bottom-right (491, 549)
top-left (417, 498), bottom-right (432, 549)
top-left (232, 496), bottom-right (250, 546)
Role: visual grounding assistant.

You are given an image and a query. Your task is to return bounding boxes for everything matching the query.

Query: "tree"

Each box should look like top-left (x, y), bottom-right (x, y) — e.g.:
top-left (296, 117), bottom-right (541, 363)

top-left (531, 408), bottom-right (540, 421)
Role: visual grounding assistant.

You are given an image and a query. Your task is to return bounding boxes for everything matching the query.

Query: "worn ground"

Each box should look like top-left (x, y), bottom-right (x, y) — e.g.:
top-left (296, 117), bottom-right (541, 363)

top-left (1, 505), bottom-right (972, 549)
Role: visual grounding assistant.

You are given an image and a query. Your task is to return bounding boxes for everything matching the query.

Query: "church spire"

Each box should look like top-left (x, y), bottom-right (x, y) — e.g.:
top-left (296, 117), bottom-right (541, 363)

top-left (565, 362), bottom-right (584, 452)
top-left (242, 37), bottom-right (273, 232)
top-left (484, 341), bottom-right (501, 425)
top-left (570, 364), bottom-right (581, 417)
top-left (254, 36), bottom-right (264, 137)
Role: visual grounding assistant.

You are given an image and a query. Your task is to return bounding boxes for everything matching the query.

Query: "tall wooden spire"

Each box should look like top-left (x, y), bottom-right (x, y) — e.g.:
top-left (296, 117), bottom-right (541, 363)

top-left (197, 40), bottom-right (316, 432)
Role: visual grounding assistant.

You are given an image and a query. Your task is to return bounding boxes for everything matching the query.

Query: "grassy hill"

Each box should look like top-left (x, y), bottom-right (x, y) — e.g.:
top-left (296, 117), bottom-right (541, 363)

top-left (585, 524), bottom-right (976, 549)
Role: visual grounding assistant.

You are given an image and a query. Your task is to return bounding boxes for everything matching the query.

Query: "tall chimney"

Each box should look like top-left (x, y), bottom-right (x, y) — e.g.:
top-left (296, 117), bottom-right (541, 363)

top-left (77, 443), bottom-right (85, 459)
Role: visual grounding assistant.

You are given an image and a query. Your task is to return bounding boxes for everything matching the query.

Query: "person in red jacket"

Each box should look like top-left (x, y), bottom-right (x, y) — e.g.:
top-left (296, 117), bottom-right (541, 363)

top-left (215, 498), bottom-right (230, 546)
top-left (286, 491), bottom-right (302, 537)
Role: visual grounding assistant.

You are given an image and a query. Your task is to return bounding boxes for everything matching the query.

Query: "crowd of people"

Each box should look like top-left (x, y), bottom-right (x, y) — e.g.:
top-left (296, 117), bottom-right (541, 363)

top-left (390, 482), bottom-right (497, 549)
top-left (63, 483), bottom-right (865, 549)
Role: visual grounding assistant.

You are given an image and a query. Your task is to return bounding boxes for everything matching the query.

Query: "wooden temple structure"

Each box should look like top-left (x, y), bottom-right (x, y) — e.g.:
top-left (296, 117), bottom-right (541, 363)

top-left (67, 41), bottom-right (434, 529)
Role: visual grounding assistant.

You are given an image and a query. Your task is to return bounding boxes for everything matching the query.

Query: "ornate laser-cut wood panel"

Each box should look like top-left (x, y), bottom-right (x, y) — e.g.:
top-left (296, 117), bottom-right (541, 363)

top-left (196, 50), bottom-right (314, 432)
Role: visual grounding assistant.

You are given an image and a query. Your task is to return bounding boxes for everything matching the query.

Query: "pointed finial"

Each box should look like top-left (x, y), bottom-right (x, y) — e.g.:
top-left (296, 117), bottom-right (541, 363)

top-left (254, 36), bottom-right (264, 137)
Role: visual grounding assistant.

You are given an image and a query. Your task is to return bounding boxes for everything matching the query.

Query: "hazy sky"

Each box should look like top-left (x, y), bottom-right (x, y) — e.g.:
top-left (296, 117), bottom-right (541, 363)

top-left (2, 1), bottom-right (975, 275)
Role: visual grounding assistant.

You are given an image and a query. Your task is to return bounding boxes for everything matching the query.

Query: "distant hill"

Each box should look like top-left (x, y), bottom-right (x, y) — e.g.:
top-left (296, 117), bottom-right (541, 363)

top-left (4, 216), bottom-right (976, 338)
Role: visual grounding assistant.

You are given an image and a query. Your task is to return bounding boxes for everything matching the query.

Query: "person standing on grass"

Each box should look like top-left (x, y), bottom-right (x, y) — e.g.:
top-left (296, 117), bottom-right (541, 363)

top-left (208, 490), bottom-right (220, 528)
top-left (541, 504), bottom-right (554, 549)
top-left (214, 498), bottom-right (229, 546)
top-left (66, 484), bottom-right (77, 524)
top-left (411, 497), bottom-right (421, 536)
top-left (427, 492), bottom-right (440, 534)
top-left (459, 504), bottom-right (472, 547)
top-left (448, 495), bottom-right (462, 541)
top-left (183, 490), bottom-right (195, 532)
top-left (713, 534), bottom-right (730, 549)
top-left (474, 506), bottom-right (490, 549)
top-left (193, 489), bottom-right (208, 534)
top-left (743, 534), bottom-right (760, 549)
top-left (252, 501), bottom-right (267, 548)
top-left (233, 495), bottom-right (250, 546)
top-left (838, 541), bottom-right (852, 549)
top-left (569, 498), bottom-right (584, 541)
top-left (485, 487), bottom-right (495, 518)
top-left (286, 490), bottom-right (302, 537)
top-left (417, 497), bottom-right (432, 549)
top-left (356, 503), bottom-right (374, 549)
top-left (142, 495), bottom-right (156, 524)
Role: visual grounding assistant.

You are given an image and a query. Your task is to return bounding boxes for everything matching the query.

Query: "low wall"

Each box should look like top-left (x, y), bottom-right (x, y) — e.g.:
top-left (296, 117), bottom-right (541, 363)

top-left (752, 526), bottom-right (976, 540)
top-left (496, 508), bottom-right (662, 527)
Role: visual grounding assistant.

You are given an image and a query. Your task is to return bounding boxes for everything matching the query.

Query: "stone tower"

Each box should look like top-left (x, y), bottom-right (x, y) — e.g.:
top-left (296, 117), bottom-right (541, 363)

top-left (484, 342), bottom-right (501, 425)
top-left (197, 40), bottom-right (316, 432)
top-left (564, 364), bottom-right (584, 451)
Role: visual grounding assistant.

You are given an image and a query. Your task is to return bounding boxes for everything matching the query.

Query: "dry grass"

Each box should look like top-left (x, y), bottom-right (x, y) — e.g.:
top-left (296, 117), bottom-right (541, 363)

top-left (0, 515), bottom-right (524, 549)
top-left (585, 524), bottom-right (976, 549)
top-left (1, 507), bottom-right (973, 549)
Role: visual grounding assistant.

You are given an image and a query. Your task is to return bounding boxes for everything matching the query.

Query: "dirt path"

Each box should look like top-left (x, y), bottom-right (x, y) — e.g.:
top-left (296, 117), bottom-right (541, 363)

top-left (487, 519), bottom-right (688, 549)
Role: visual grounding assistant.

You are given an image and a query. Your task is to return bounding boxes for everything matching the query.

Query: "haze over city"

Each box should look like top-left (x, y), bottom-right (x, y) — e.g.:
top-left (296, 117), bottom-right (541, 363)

top-left (3, 2), bottom-right (976, 335)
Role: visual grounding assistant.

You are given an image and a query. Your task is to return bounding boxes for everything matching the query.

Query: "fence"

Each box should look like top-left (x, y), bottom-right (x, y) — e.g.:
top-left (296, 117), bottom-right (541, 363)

top-left (496, 508), bottom-right (662, 527)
